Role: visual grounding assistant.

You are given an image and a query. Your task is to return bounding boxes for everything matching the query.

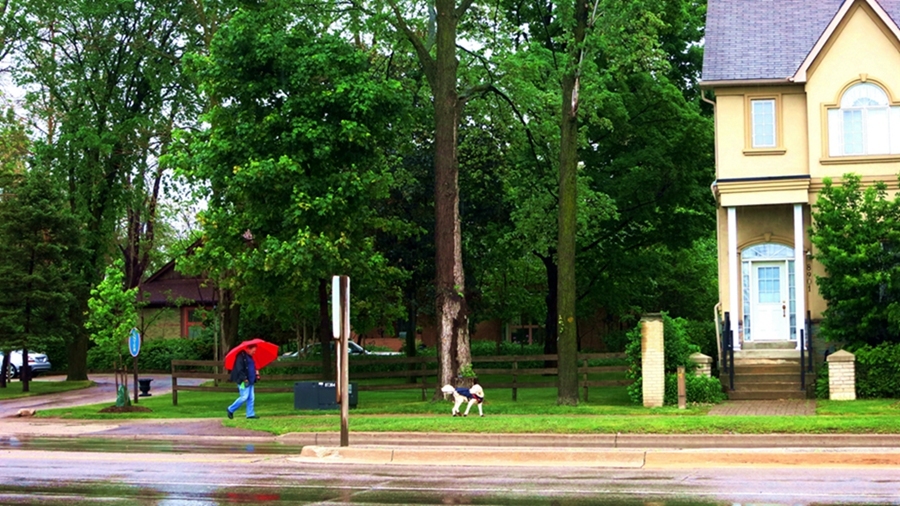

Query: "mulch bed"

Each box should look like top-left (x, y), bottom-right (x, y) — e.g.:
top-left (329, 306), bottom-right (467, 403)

top-left (98, 405), bottom-right (153, 413)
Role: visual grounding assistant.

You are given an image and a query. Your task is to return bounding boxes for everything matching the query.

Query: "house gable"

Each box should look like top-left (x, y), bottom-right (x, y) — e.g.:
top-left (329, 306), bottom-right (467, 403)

top-left (702, 0), bottom-right (900, 85)
top-left (804, 0), bottom-right (900, 176)
top-left (797, 0), bottom-right (900, 82)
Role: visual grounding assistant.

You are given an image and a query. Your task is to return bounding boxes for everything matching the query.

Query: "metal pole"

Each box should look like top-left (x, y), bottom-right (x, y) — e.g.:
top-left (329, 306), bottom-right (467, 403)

top-left (340, 275), bottom-right (350, 447)
top-left (133, 356), bottom-right (139, 404)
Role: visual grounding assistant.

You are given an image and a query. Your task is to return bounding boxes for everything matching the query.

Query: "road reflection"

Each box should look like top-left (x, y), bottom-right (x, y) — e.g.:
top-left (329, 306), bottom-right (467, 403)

top-left (0, 481), bottom-right (892, 506)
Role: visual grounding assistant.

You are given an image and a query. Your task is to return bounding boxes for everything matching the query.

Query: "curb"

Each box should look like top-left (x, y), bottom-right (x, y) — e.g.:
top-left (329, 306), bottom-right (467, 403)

top-left (292, 445), bottom-right (900, 468)
top-left (277, 431), bottom-right (900, 448)
top-left (293, 446), bottom-right (646, 468)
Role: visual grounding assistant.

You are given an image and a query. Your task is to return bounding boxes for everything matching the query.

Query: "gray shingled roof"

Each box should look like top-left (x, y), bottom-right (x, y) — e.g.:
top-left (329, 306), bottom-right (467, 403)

top-left (702, 0), bottom-right (900, 82)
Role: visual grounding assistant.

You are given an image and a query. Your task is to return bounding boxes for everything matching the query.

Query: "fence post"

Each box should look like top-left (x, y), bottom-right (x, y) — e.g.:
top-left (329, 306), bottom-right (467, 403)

top-left (171, 361), bottom-right (178, 406)
top-left (582, 358), bottom-right (589, 402)
top-left (420, 359), bottom-right (427, 401)
top-left (512, 360), bottom-right (518, 401)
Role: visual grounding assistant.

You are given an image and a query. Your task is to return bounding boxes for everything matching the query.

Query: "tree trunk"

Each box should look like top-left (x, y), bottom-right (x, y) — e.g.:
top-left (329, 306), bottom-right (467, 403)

top-left (541, 253), bottom-right (559, 368)
top-left (21, 346), bottom-right (29, 393)
top-left (318, 278), bottom-right (333, 380)
top-left (432, 0), bottom-right (471, 396)
top-left (557, 0), bottom-right (588, 406)
top-left (221, 288), bottom-right (241, 350)
top-left (0, 350), bottom-right (8, 388)
top-left (66, 311), bottom-right (90, 381)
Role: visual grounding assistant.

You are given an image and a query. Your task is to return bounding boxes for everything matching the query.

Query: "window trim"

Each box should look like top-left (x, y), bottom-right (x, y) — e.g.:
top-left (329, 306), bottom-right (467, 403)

top-left (821, 77), bottom-right (900, 163)
top-left (744, 94), bottom-right (786, 155)
top-left (181, 306), bottom-right (210, 338)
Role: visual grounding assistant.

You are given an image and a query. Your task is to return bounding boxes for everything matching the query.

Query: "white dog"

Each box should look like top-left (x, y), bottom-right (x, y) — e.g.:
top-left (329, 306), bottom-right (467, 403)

top-left (441, 382), bottom-right (485, 417)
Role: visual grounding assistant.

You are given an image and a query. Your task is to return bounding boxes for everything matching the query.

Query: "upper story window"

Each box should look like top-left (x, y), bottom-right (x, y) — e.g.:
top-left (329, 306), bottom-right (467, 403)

top-left (751, 99), bottom-right (777, 148)
top-left (828, 82), bottom-right (900, 157)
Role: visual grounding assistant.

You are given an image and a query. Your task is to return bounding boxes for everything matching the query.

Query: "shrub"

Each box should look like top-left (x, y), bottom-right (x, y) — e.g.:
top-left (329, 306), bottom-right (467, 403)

top-left (811, 174), bottom-right (900, 347)
top-left (816, 362), bottom-right (830, 399)
top-left (853, 343), bottom-right (900, 399)
top-left (664, 373), bottom-right (726, 404)
top-left (87, 335), bottom-right (214, 372)
top-left (626, 313), bottom-right (718, 405)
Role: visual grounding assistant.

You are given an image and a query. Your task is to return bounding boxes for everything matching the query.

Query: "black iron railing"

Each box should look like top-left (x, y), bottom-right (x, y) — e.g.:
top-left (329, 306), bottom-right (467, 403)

top-left (800, 328), bottom-right (806, 391)
top-left (807, 311), bottom-right (813, 373)
top-left (722, 311), bottom-right (735, 391)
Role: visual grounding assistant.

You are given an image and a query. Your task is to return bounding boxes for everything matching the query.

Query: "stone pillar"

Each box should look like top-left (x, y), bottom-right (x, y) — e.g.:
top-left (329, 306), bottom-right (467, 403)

top-left (689, 352), bottom-right (712, 378)
top-left (641, 313), bottom-right (664, 408)
top-left (827, 350), bottom-right (856, 401)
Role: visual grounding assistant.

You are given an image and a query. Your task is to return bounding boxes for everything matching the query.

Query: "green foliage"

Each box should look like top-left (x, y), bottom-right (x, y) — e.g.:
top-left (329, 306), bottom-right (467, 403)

top-left (664, 373), bottom-right (726, 404)
top-left (816, 363), bottom-right (830, 400)
top-left (811, 174), bottom-right (900, 347)
top-left (174, 1), bottom-right (410, 339)
top-left (86, 260), bottom-right (138, 368)
top-left (854, 343), bottom-right (900, 399)
top-left (88, 334), bottom-right (214, 372)
top-left (0, 167), bottom-right (82, 357)
top-left (625, 313), bottom-right (706, 404)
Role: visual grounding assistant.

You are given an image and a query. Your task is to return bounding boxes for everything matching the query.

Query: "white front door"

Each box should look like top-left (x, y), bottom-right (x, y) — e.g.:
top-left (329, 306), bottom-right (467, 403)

top-left (751, 261), bottom-right (790, 340)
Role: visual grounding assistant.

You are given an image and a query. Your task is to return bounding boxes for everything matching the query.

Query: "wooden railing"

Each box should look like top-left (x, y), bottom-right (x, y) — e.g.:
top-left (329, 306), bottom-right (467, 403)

top-left (171, 352), bottom-right (629, 406)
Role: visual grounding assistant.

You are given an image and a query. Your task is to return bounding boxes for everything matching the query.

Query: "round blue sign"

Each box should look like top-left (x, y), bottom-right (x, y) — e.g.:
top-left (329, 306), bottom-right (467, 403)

top-left (129, 328), bottom-right (141, 357)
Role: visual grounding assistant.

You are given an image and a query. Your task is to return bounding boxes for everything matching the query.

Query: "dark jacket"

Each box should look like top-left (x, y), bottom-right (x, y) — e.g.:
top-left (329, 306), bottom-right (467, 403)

top-left (229, 351), bottom-right (256, 385)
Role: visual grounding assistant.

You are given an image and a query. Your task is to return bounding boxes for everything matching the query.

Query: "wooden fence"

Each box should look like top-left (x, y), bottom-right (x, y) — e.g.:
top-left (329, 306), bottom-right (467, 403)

top-left (170, 352), bottom-right (629, 406)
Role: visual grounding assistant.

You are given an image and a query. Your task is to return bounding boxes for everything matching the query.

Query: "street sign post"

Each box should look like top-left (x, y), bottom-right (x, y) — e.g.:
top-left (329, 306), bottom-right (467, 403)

top-left (129, 328), bottom-right (140, 404)
top-left (331, 275), bottom-right (350, 447)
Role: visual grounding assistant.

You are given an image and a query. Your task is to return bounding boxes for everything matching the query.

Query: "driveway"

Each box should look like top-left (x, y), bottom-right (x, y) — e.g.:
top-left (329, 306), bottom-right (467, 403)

top-left (0, 374), bottom-right (204, 418)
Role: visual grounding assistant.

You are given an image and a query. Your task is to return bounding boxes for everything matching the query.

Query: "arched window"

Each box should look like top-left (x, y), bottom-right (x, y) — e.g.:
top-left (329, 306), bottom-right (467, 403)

top-left (828, 82), bottom-right (900, 156)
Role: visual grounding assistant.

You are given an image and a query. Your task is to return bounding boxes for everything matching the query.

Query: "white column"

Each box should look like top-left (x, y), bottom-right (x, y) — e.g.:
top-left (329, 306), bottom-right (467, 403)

top-left (727, 207), bottom-right (740, 350)
top-left (794, 204), bottom-right (807, 349)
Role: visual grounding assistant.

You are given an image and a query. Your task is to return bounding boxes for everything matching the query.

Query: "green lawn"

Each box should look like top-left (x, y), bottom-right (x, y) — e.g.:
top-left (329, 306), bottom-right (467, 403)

top-left (0, 380), bottom-right (94, 400)
top-left (36, 377), bottom-right (900, 435)
top-left (224, 413), bottom-right (900, 435)
top-left (816, 399), bottom-right (900, 416)
top-left (41, 384), bottom-right (702, 419)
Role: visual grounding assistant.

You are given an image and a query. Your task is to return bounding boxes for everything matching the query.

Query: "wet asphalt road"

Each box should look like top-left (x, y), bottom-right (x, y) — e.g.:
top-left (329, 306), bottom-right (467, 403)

top-left (1, 448), bottom-right (899, 505)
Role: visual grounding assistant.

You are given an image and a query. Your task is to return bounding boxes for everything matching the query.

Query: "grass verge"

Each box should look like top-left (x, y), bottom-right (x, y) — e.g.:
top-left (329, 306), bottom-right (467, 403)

top-left (36, 382), bottom-right (900, 435)
top-left (223, 413), bottom-right (900, 435)
top-left (0, 380), bottom-right (94, 400)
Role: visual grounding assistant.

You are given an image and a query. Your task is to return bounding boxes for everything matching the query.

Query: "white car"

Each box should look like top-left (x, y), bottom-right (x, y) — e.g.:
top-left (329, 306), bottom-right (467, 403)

top-left (1, 351), bottom-right (52, 379)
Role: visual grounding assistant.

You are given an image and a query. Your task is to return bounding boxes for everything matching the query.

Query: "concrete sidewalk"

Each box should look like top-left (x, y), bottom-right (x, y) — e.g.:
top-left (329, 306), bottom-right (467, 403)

top-left (3, 420), bottom-right (900, 448)
top-left (3, 420), bottom-right (900, 467)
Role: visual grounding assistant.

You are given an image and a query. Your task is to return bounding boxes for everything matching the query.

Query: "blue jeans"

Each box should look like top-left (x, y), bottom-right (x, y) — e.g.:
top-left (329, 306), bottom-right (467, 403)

top-left (227, 383), bottom-right (255, 418)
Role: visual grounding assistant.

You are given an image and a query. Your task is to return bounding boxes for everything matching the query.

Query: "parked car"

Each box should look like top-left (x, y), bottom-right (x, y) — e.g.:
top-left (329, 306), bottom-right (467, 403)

top-left (281, 341), bottom-right (401, 359)
top-left (0, 350), bottom-right (52, 379)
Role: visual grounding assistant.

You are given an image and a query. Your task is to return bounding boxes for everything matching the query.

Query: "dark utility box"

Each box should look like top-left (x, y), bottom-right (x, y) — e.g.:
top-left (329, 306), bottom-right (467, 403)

top-left (293, 381), bottom-right (358, 410)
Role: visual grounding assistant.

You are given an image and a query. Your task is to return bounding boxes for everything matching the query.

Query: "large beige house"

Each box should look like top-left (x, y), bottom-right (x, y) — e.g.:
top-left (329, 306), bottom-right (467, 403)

top-left (703, 0), bottom-right (900, 396)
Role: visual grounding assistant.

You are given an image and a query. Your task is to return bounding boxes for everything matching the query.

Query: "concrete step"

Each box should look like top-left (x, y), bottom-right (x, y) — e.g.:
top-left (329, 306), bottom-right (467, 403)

top-left (732, 364), bottom-right (802, 374)
top-left (727, 389), bottom-right (808, 401)
top-left (731, 381), bottom-right (803, 391)
top-left (742, 341), bottom-right (797, 350)
top-left (733, 373), bottom-right (806, 383)
top-left (733, 350), bottom-right (801, 363)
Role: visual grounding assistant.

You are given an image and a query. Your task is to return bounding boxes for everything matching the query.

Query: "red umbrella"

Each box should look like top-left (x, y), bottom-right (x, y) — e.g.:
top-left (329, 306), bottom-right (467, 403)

top-left (224, 338), bottom-right (279, 371)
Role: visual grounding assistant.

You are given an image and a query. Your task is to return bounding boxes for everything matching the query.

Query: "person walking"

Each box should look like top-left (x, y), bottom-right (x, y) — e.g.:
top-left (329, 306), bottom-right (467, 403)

top-left (226, 344), bottom-right (260, 419)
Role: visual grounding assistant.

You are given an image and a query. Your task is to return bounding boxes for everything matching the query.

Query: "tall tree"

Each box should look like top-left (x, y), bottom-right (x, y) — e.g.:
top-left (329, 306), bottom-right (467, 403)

top-left (345, 0), bottom-right (481, 389)
top-left (175, 1), bottom-right (408, 378)
top-left (0, 168), bottom-right (82, 392)
top-left (12, 0), bottom-right (201, 379)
